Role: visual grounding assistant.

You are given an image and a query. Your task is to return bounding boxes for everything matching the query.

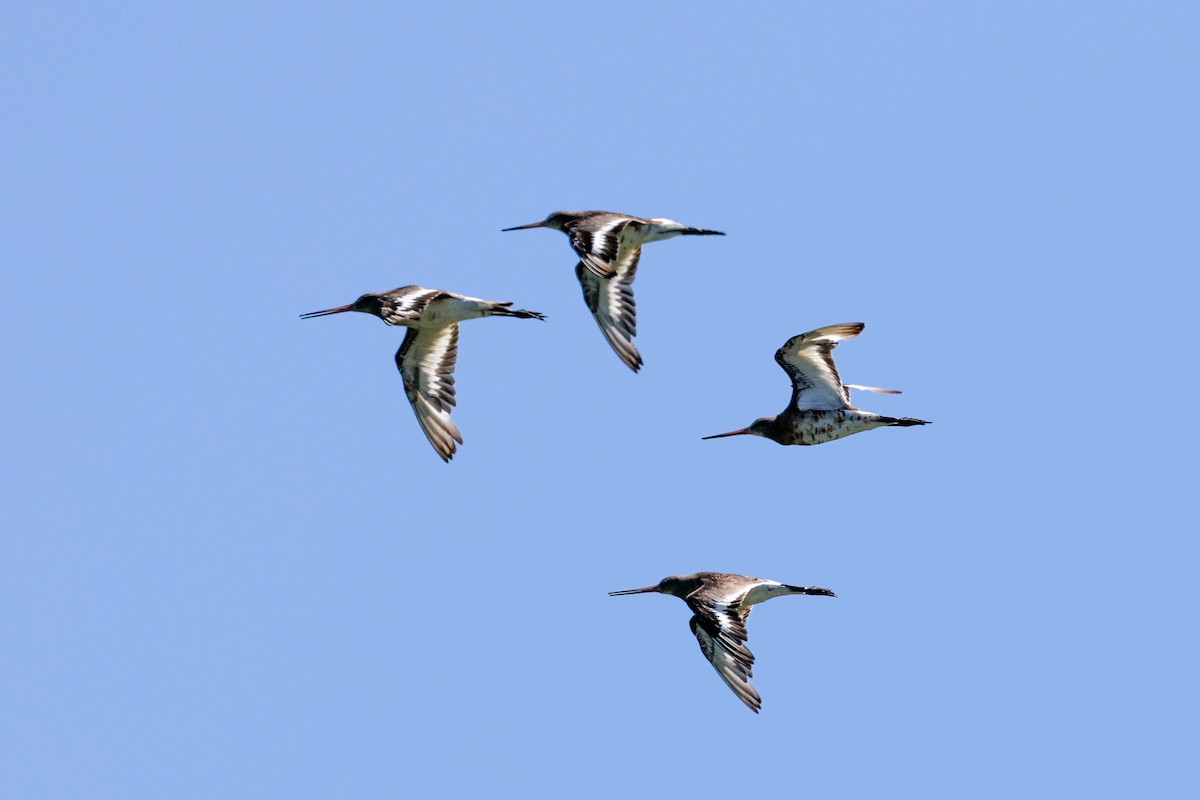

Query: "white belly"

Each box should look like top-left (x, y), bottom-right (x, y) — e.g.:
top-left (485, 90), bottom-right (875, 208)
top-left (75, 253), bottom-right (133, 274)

top-left (417, 297), bottom-right (491, 327)
top-left (635, 222), bottom-right (684, 245)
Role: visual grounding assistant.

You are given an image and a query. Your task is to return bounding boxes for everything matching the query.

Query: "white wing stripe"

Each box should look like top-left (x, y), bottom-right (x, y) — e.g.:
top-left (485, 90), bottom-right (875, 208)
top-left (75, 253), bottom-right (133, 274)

top-left (687, 594), bottom-right (761, 713)
top-left (396, 325), bottom-right (463, 462)
top-left (774, 322), bottom-right (866, 411)
top-left (575, 251), bottom-right (643, 372)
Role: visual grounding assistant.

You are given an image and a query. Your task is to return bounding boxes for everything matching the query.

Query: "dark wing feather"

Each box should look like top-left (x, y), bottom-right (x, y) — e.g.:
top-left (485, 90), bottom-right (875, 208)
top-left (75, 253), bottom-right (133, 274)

top-left (575, 248), bottom-right (642, 372)
top-left (380, 286), bottom-right (448, 324)
top-left (566, 216), bottom-right (640, 279)
top-left (395, 325), bottom-right (463, 462)
top-left (686, 594), bottom-right (761, 713)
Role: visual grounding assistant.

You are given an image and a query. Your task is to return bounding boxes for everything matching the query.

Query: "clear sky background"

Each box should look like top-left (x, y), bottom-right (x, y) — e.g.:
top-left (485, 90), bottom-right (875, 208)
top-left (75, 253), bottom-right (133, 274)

top-left (3, 2), bottom-right (1197, 797)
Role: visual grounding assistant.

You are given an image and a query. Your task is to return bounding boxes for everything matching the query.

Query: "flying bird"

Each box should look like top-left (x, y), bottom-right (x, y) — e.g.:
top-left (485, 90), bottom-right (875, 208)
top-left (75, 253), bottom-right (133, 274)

top-left (702, 322), bottom-right (930, 446)
top-left (609, 572), bottom-right (835, 713)
top-left (301, 286), bottom-right (545, 462)
top-left (502, 210), bottom-right (724, 372)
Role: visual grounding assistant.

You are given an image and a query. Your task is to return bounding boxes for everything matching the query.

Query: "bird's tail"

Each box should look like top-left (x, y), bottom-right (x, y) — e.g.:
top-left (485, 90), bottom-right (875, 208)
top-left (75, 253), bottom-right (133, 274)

top-left (784, 585), bottom-right (837, 598)
top-left (885, 417), bottom-right (931, 427)
top-left (491, 302), bottom-right (547, 321)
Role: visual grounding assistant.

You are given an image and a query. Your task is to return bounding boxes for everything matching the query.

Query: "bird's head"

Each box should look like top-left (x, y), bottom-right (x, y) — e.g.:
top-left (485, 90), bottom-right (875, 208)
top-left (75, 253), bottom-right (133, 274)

top-left (654, 575), bottom-right (691, 597)
top-left (350, 293), bottom-right (384, 314)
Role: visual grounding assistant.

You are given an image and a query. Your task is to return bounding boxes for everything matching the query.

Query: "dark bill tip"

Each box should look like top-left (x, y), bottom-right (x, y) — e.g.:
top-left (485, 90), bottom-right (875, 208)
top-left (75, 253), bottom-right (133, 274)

top-left (501, 221), bottom-right (546, 232)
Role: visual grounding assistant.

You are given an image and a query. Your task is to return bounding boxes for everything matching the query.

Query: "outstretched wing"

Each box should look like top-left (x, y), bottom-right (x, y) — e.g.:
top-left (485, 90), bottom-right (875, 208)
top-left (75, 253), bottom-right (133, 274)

top-left (774, 322), bottom-right (866, 411)
top-left (686, 594), bottom-right (761, 713)
top-left (395, 325), bottom-right (463, 462)
top-left (575, 249), bottom-right (643, 372)
top-left (566, 216), bottom-right (641, 279)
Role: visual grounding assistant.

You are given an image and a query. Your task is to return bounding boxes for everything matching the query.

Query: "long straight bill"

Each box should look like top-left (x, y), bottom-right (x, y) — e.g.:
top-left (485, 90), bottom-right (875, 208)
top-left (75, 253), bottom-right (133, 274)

top-left (700, 428), bottom-right (753, 440)
top-left (608, 586), bottom-right (659, 596)
top-left (299, 303), bottom-right (356, 319)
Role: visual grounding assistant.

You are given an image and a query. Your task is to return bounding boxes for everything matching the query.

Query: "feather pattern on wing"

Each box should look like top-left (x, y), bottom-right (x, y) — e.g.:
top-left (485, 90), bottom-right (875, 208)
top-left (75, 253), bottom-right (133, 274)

top-left (378, 286), bottom-right (448, 324)
top-left (686, 591), bottom-right (761, 713)
top-left (774, 322), bottom-right (866, 411)
top-left (575, 249), bottom-right (643, 372)
top-left (395, 325), bottom-right (463, 462)
top-left (565, 215), bottom-right (642, 279)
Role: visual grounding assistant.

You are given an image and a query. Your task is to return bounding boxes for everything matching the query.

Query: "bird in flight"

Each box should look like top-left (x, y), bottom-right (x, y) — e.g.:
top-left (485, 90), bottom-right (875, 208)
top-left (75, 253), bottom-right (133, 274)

top-left (610, 572), bottom-right (835, 713)
top-left (301, 285), bottom-right (545, 462)
top-left (702, 322), bottom-right (930, 446)
top-left (502, 210), bottom-right (724, 372)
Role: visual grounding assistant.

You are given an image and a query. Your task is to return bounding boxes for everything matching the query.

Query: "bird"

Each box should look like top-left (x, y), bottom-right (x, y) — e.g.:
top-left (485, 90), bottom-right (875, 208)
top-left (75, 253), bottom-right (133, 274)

top-left (609, 572), bottom-right (835, 713)
top-left (702, 322), bottom-right (930, 446)
top-left (502, 210), bottom-right (724, 372)
top-left (300, 286), bottom-right (545, 462)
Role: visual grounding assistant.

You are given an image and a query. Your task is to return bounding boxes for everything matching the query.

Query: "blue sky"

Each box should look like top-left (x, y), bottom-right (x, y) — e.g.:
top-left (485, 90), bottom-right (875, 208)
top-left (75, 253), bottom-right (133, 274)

top-left (2, 2), bottom-right (1197, 797)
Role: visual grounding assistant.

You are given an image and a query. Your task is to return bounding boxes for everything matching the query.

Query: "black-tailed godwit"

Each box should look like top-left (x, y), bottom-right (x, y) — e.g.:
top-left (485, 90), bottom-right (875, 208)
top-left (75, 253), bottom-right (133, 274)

top-left (502, 210), bottom-right (723, 372)
top-left (702, 323), bottom-right (929, 446)
top-left (610, 572), bottom-right (835, 713)
top-left (301, 286), bottom-right (545, 462)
